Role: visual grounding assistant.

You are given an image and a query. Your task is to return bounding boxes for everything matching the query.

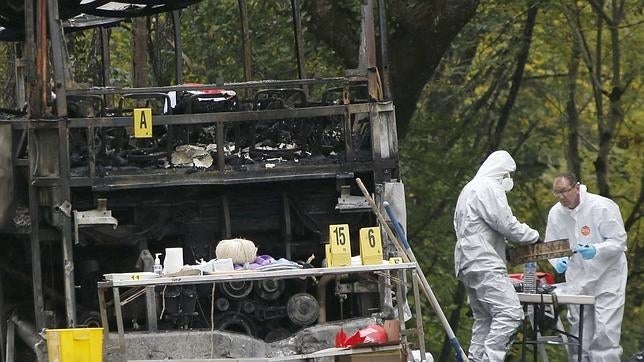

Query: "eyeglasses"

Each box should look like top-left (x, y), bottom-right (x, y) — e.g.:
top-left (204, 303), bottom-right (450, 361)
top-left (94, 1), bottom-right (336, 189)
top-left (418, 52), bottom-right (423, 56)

top-left (553, 184), bottom-right (576, 197)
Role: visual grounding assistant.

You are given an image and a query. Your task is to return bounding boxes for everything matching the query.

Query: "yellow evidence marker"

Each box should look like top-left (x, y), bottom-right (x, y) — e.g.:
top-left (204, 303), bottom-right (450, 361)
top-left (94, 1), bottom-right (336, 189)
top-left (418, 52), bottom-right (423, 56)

top-left (328, 224), bottom-right (352, 266)
top-left (133, 108), bottom-right (153, 138)
top-left (359, 226), bottom-right (383, 265)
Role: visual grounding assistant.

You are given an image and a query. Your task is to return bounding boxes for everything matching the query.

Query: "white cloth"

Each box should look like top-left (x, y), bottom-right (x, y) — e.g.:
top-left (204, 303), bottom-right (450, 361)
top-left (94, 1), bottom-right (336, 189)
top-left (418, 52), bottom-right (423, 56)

top-left (546, 184), bottom-right (627, 361)
top-left (453, 150), bottom-right (539, 361)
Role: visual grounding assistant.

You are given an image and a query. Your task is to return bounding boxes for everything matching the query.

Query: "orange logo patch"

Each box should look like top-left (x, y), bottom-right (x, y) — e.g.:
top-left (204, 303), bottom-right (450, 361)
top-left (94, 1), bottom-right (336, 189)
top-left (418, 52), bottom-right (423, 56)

top-left (580, 225), bottom-right (591, 236)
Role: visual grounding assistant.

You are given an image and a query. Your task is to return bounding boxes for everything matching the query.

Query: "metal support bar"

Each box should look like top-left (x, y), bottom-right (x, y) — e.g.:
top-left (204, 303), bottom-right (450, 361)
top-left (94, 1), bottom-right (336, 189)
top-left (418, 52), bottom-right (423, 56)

top-left (343, 111), bottom-right (354, 163)
top-left (27, 127), bottom-right (46, 331)
top-left (238, 0), bottom-right (252, 82)
top-left (394, 270), bottom-right (407, 348)
top-left (412, 270), bottom-right (427, 360)
top-left (97, 287), bottom-right (110, 348)
top-left (5, 316), bottom-right (14, 362)
top-left (221, 195), bottom-right (231, 239)
top-left (216, 121), bottom-right (225, 171)
top-left (377, 0), bottom-right (392, 100)
top-left (171, 10), bottom-right (184, 84)
top-left (281, 192), bottom-right (292, 260)
top-left (100, 27), bottom-right (111, 88)
top-left (113, 287), bottom-right (126, 357)
top-left (48, 0), bottom-right (68, 117)
top-left (363, 0), bottom-right (380, 101)
top-left (145, 286), bottom-right (157, 331)
top-left (290, 0), bottom-right (308, 97)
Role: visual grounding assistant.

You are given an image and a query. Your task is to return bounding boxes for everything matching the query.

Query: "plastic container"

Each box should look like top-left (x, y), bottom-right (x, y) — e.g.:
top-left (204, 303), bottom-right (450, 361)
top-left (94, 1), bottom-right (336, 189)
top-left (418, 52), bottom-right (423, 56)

top-left (524, 262), bottom-right (537, 294)
top-left (154, 253), bottom-right (163, 275)
top-left (46, 327), bottom-right (103, 362)
top-left (163, 247), bottom-right (184, 274)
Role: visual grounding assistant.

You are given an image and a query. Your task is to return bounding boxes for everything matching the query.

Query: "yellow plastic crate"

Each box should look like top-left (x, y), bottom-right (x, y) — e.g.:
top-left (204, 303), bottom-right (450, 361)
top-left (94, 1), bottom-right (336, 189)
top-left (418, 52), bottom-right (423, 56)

top-left (46, 328), bottom-right (103, 362)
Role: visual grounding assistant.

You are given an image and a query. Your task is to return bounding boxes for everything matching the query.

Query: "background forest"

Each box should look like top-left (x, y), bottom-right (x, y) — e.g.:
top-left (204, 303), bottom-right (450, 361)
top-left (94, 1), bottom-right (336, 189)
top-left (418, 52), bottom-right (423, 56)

top-left (1, 0), bottom-right (642, 360)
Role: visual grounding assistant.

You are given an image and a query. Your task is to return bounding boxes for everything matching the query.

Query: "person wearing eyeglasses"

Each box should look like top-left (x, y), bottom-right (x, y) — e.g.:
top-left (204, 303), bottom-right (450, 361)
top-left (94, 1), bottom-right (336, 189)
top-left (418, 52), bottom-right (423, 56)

top-left (545, 172), bottom-right (627, 361)
top-left (454, 150), bottom-right (541, 362)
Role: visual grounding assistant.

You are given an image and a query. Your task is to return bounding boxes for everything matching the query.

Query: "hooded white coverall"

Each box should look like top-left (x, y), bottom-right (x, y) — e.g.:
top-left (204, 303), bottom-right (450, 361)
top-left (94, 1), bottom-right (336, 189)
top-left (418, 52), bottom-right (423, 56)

top-left (546, 184), bottom-right (627, 362)
top-left (454, 150), bottom-right (539, 362)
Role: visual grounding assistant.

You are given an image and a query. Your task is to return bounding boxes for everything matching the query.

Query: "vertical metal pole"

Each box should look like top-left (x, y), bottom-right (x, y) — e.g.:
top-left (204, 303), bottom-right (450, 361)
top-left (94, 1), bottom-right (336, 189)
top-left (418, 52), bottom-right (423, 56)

top-left (48, 0), bottom-right (68, 116)
top-left (25, 0), bottom-right (42, 117)
top-left (28, 127), bottom-right (46, 331)
top-left (112, 288), bottom-right (126, 357)
top-left (343, 112), bottom-right (354, 163)
top-left (100, 28), bottom-right (111, 87)
top-left (290, 0), bottom-right (307, 95)
top-left (394, 270), bottom-right (408, 347)
top-left (238, 0), bottom-right (252, 82)
top-left (99, 27), bottom-right (112, 111)
top-left (377, 0), bottom-right (392, 100)
top-left (5, 318), bottom-right (14, 362)
top-left (216, 121), bottom-right (225, 171)
top-left (13, 44), bottom-right (26, 108)
top-left (171, 10), bottom-right (184, 84)
top-left (281, 192), bottom-right (292, 260)
top-left (363, 1), bottom-right (380, 101)
top-left (412, 270), bottom-right (427, 360)
top-left (49, 0), bottom-right (76, 327)
top-left (36, 0), bottom-right (48, 112)
top-left (88, 126), bottom-right (96, 181)
top-left (221, 195), bottom-right (231, 239)
top-left (578, 305), bottom-right (584, 362)
top-left (97, 286), bottom-right (110, 346)
top-left (145, 286), bottom-right (157, 331)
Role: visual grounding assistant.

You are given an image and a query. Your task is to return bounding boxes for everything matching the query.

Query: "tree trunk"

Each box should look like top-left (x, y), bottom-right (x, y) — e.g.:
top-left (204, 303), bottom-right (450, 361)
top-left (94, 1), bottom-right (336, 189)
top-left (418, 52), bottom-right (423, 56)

top-left (488, 0), bottom-right (539, 152)
top-left (302, 1), bottom-right (480, 140)
top-left (565, 36), bottom-right (582, 178)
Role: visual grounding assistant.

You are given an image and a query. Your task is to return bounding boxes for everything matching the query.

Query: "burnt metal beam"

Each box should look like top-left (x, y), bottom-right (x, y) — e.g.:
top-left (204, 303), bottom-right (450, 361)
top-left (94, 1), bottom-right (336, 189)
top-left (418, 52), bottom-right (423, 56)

top-left (281, 191), bottom-right (292, 260)
top-left (100, 27), bottom-right (111, 88)
top-left (378, 0), bottom-right (392, 100)
top-left (49, 0), bottom-right (76, 327)
top-left (363, 0), bottom-right (380, 101)
top-left (56, 163), bottom-right (376, 191)
top-left (221, 195), bottom-right (231, 239)
top-left (65, 77), bottom-right (359, 96)
top-left (27, 126), bottom-right (46, 331)
top-left (62, 103), bottom-right (378, 128)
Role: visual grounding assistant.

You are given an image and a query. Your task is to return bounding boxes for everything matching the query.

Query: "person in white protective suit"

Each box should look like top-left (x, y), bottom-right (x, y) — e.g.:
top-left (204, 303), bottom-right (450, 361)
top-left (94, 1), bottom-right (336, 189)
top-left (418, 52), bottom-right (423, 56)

top-left (454, 150), bottom-right (540, 362)
top-left (546, 172), bottom-right (627, 362)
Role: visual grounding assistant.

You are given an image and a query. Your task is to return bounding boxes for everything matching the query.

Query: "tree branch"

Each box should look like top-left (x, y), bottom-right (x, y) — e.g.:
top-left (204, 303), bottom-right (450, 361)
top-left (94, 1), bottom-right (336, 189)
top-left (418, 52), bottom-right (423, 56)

top-left (488, 0), bottom-right (539, 152)
top-left (588, 0), bottom-right (614, 26)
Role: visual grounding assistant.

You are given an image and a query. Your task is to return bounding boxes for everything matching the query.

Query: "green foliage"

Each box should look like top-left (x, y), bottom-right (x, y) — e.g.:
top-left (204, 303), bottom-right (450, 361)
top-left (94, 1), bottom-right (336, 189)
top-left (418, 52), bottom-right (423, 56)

top-left (402, 0), bottom-right (642, 358)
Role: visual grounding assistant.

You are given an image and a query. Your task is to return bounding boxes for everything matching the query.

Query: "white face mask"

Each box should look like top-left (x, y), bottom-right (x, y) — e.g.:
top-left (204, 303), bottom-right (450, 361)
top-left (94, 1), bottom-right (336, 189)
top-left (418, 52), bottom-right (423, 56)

top-left (501, 174), bottom-right (514, 192)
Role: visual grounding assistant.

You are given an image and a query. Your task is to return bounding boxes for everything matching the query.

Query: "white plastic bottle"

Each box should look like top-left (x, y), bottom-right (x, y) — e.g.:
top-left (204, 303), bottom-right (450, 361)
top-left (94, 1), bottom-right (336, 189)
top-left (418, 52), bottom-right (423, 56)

top-left (154, 253), bottom-right (163, 276)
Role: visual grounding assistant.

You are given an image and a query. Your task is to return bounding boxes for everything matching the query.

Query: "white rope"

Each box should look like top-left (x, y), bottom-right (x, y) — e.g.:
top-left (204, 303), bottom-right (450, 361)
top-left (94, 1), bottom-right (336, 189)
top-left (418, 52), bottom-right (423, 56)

top-left (215, 238), bottom-right (257, 264)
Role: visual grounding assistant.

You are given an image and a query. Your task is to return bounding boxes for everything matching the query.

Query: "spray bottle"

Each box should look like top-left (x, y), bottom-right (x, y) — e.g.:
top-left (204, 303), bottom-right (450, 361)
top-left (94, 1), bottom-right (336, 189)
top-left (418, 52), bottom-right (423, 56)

top-left (154, 253), bottom-right (163, 276)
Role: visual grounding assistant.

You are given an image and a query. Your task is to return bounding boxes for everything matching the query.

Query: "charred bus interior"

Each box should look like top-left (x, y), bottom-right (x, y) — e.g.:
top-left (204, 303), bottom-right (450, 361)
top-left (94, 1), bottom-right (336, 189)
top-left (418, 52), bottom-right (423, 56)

top-left (0, 0), bottom-right (405, 357)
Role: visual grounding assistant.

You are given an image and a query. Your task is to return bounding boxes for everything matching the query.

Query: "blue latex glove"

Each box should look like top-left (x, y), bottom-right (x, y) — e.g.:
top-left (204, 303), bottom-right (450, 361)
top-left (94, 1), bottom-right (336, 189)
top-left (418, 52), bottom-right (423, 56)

top-left (554, 257), bottom-right (568, 273)
top-left (576, 244), bottom-right (597, 260)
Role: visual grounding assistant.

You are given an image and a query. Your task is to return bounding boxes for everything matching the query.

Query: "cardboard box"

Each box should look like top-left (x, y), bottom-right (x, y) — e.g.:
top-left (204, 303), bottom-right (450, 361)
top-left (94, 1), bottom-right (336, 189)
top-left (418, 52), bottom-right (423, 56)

top-left (336, 347), bottom-right (403, 362)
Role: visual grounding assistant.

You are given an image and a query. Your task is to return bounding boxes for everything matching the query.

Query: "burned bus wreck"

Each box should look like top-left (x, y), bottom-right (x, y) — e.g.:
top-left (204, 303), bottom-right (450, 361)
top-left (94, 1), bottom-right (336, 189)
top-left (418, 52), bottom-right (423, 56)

top-left (0, 0), bottom-right (420, 360)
